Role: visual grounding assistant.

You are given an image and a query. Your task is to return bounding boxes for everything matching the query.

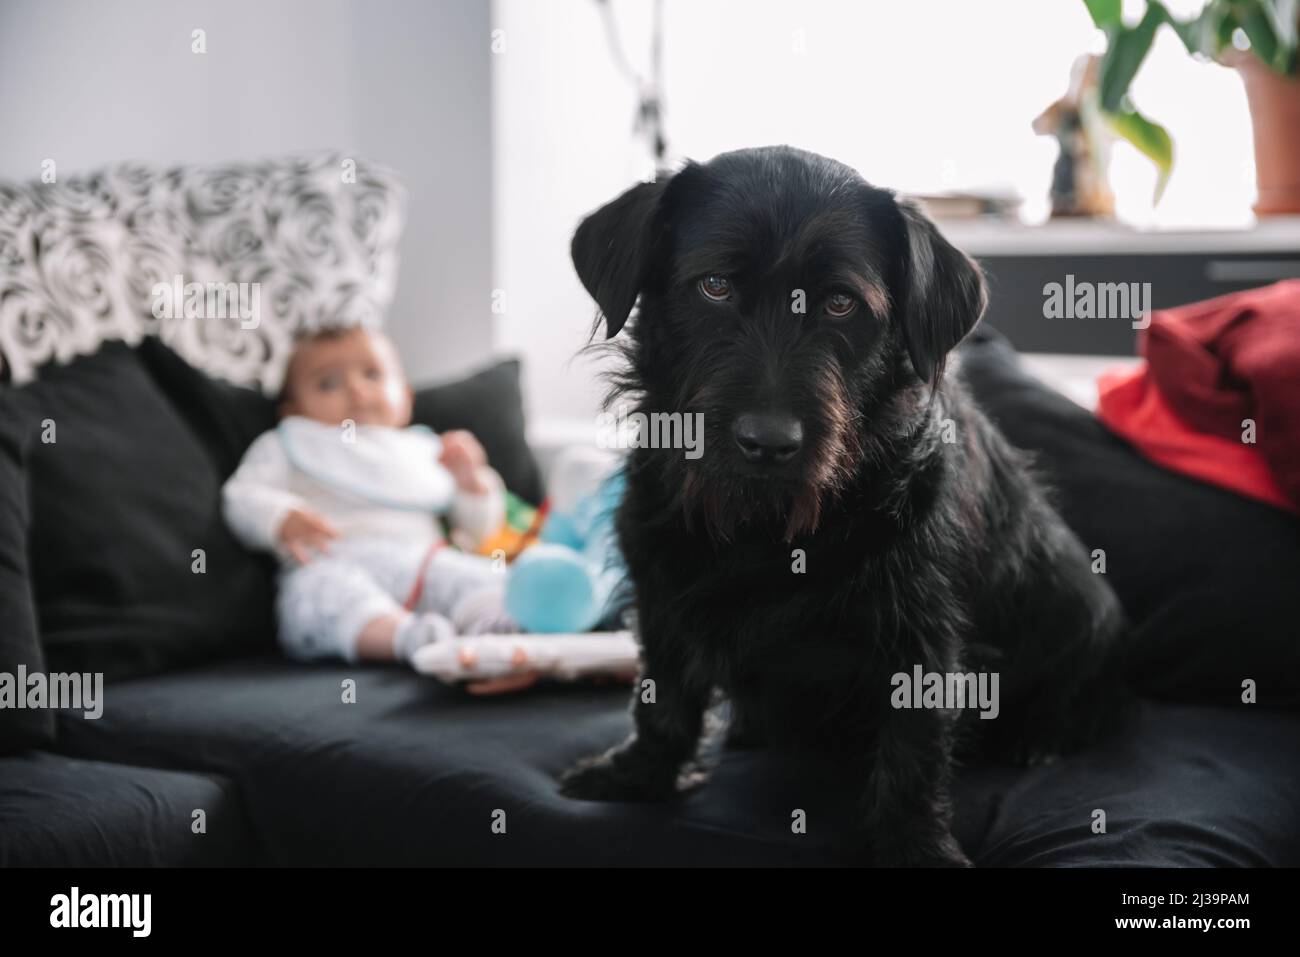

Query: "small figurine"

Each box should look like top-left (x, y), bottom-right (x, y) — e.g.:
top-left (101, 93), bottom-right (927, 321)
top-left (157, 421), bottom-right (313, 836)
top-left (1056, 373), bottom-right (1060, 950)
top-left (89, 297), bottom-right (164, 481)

top-left (1033, 54), bottom-right (1116, 218)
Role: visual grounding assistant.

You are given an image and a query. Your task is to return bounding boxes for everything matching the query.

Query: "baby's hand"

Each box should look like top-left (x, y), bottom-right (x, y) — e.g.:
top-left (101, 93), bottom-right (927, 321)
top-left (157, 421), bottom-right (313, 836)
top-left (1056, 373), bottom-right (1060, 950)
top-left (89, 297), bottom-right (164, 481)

top-left (276, 507), bottom-right (340, 564)
top-left (438, 430), bottom-right (489, 494)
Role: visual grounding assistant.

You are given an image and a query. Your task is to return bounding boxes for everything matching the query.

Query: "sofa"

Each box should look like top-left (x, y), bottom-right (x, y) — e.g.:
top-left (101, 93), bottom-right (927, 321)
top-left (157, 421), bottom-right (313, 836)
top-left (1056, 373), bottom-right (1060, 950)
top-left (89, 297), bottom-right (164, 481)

top-left (3, 154), bottom-right (1299, 867)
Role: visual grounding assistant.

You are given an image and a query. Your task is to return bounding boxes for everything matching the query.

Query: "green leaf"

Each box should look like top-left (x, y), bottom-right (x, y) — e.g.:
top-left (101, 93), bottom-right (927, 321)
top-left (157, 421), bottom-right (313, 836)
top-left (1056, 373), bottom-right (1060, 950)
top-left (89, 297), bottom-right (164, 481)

top-left (1211, 6), bottom-right (1240, 57)
top-left (1107, 105), bottom-right (1174, 203)
top-left (1238, 3), bottom-right (1283, 70)
top-left (1098, 4), bottom-right (1167, 113)
top-left (1273, 0), bottom-right (1299, 48)
top-left (1084, 0), bottom-right (1123, 29)
top-left (1255, 0), bottom-right (1299, 74)
top-left (1162, 9), bottom-right (1202, 56)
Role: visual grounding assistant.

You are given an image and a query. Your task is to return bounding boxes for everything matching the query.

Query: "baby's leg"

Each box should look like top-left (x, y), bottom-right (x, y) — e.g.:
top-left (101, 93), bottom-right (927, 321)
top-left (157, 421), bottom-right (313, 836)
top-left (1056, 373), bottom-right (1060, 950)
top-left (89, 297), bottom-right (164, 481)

top-left (277, 557), bottom-right (450, 663)
top-left (415, 549), bottom-right (520, 634)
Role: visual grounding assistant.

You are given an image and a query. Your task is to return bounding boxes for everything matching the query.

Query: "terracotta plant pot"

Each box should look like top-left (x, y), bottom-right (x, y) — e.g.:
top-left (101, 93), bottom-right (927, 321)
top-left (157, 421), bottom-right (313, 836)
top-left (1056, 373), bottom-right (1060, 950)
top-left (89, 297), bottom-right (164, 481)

top-left (1233, 51), bottom-right (1300, 215)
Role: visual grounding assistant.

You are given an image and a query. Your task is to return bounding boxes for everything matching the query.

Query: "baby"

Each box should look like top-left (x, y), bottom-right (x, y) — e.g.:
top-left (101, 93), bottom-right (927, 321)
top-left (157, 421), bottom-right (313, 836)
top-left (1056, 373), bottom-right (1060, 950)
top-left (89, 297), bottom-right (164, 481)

top-left (223, 325), bottom-right (521, 668)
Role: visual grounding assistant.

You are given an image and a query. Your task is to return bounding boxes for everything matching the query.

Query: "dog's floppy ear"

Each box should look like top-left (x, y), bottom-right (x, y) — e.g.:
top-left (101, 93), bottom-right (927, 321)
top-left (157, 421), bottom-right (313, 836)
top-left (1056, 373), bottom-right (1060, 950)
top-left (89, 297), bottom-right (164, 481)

top-left (895, 198), bottom-right (988, 383)
top-left (571, 177), bottom-right (670, 339)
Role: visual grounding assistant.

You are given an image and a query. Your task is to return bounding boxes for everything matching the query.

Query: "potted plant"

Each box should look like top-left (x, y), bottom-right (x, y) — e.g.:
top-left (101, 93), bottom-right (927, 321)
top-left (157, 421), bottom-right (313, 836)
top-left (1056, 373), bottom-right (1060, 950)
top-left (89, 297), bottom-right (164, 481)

top-left (1086, 0), bottom-right (1300, 213)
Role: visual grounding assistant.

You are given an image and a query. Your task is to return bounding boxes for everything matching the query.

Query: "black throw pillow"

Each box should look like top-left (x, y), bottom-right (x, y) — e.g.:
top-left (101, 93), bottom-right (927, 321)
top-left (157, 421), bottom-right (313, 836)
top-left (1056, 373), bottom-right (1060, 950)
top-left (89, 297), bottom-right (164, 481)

top-left (410, 358), bottom-right (544, 505)
top-left (137, 338), bottom-right (278, 479)
top-left (0, 400), bottom-right (55, 754)
top-left (2, 341), bottom-right (277, 683)
top-left (958, 325), bottom-right (1300, 708)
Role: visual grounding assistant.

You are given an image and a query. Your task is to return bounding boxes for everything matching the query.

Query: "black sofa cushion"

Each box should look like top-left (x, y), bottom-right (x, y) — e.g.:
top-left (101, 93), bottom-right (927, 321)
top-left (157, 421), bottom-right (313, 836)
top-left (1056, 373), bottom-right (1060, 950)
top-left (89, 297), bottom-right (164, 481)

top-left (0, 407), bottom-right (53, 754)
top-left (0, 341), bottom-right (277, 682)
top-left (957, 326), bottom-right (1300, 709)
top-left (954, 700), bottom-right (1300, 866)
top-left (411, 358), bottom-right (545, 505)
top-left (54, 659), bottom-right (816, 866)
top-left (0, 750), bottom-right (259, 866)
top-left (48, 657), bottom-right (1300, 866)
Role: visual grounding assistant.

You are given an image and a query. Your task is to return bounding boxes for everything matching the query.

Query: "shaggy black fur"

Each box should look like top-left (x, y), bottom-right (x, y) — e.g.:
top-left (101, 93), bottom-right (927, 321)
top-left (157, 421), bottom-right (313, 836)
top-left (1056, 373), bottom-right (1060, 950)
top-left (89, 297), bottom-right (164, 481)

top-left (558, 146), bottom-right (1131, 867)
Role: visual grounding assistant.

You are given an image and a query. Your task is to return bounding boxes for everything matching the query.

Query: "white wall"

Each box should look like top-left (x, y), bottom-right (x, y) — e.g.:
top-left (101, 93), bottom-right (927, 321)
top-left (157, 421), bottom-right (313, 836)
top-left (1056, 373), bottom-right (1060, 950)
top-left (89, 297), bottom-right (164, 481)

top-left (492, 0), bottom-right (660, 438)
top-left (0, 0), bottom-right (495, 386)
top-left (492, 0), bottom-right (1255, 425)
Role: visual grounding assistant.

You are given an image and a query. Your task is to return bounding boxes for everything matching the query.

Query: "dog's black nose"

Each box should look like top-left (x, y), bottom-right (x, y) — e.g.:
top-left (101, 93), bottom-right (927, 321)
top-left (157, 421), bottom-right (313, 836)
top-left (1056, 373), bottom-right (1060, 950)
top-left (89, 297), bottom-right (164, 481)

top-left (733, 412), bottom-right (803, 465)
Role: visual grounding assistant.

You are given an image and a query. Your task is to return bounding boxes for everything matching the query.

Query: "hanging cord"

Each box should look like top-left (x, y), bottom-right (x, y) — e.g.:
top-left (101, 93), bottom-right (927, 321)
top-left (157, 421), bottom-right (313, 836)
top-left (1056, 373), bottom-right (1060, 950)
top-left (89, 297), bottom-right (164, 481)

top-left (594, 0), bottom-right (668, 170)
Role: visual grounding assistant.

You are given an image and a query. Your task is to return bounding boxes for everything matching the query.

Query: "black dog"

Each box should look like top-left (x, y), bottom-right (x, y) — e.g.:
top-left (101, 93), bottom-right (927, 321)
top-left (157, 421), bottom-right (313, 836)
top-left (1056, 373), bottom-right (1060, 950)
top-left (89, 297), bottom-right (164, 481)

top-left (558, 146), bottom-right (1129, 866)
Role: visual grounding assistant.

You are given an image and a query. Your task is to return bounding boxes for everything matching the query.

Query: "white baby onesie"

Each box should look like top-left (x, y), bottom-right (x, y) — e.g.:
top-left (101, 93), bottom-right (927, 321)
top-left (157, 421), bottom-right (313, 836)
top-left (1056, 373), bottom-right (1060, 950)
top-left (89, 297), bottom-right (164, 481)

top-left (223, 417), bottom-right (509, 663)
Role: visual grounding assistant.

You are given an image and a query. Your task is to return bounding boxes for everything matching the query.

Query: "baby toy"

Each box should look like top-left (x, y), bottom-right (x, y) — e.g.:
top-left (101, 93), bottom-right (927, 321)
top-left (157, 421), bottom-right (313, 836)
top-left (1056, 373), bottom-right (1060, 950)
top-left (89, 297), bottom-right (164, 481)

top-left (411, 630), bottom-right (640, 684)
top-left (503, 447), bottom-right (628, 634)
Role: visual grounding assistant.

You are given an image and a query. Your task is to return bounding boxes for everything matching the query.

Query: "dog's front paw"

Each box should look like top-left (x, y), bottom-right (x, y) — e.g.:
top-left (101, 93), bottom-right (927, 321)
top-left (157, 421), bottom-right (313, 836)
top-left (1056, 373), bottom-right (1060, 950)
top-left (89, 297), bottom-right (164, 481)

top-left (559, 748), bottom-right (692, 803)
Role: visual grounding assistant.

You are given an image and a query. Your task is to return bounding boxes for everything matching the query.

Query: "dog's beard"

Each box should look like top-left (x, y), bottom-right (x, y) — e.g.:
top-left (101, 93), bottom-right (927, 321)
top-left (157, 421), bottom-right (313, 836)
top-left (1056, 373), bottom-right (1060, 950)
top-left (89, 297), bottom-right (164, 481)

top-left (680, 468), bottom-right (827, 544)
top-left (677, 380), bottom-right (863, 545)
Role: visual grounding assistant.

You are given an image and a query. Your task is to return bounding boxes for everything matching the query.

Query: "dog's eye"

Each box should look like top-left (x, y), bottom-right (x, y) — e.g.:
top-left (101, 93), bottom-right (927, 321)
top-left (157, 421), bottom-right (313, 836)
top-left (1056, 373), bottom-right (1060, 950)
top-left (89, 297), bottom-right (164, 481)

top-left (825, 292), bottom-right (857, 318)
top-left (698, 275), bottom-right (733, 302)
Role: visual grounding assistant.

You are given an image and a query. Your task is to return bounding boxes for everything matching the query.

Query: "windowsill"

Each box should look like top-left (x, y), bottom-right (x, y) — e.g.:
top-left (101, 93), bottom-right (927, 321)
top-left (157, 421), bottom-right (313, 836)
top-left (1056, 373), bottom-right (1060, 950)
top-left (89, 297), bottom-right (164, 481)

top-left (1019, 353), bottom-right (1143, 411)
top-left (937, 216), bottom-right (1300, 257)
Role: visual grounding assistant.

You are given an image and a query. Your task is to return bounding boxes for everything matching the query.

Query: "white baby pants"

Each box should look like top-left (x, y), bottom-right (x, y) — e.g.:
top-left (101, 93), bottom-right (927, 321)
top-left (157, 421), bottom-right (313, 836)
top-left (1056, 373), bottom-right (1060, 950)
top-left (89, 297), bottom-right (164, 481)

top-left (275, 537), bottom-right (504, 663)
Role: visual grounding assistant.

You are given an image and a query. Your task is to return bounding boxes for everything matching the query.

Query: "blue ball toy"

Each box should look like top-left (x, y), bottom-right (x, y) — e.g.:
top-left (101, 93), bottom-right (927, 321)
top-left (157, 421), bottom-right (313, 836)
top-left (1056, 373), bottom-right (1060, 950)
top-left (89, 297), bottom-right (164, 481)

top-left (504, 451), bottom-right (626, 633)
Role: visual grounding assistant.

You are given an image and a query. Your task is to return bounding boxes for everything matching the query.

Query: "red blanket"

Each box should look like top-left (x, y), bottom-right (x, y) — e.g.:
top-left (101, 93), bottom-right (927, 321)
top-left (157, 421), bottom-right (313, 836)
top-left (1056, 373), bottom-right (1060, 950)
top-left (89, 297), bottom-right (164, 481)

top-left (1098, 280), bottom-right (1300, 512)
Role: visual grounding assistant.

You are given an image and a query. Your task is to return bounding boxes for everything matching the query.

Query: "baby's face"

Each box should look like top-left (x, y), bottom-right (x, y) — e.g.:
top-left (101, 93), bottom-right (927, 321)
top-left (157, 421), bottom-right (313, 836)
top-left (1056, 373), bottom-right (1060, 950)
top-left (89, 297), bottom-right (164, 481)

top-left (280, 328), bottom-right (412, 428)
